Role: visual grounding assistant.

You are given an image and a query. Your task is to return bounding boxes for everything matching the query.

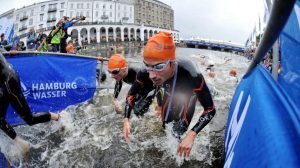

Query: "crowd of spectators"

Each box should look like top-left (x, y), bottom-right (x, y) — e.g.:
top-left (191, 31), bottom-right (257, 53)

top-left (0, 16), bottom-right (86, 54)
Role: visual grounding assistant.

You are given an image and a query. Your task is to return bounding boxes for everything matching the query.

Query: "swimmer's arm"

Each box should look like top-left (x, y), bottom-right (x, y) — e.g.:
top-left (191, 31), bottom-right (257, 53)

top-left (192, 76), bottom-right (216, 134)
top-left (113, 81), bottom-right (123, 99)
top-left (124, 81), bottom-right (142, 119)
top-left (0, 119), bottom-right (17, 139)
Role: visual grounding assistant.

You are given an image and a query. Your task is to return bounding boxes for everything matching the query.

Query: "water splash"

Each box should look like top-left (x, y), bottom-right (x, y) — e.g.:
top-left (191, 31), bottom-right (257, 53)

top-left (1, 48), bottom-right (249, 167)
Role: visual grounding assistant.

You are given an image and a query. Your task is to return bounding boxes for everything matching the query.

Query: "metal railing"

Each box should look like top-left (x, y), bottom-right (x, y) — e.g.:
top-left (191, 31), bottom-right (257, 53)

top-left (47, 17), bottom-right (57, 23)
top-left (48, 8), bottom-right (57, 13)
top-left (20, 15), bottom-right (28, 21)
top-left (101, 15), bottom-right (109, 20)
top-left (19, 26), bottom-right (28, 31)
top-left (122, 17), bottom-right (129, 21)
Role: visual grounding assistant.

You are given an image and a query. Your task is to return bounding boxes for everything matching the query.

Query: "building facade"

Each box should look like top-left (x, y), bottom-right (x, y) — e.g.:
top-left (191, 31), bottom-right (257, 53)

top-left (2, 0), bottom-right (179, 44)
top-left (134, 0), bottom-right (174, 30)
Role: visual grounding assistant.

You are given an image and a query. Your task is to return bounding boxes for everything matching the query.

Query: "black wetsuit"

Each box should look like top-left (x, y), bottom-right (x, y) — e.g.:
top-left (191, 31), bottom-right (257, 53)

top-left (161, 58), bottom-right (216, 136)
top-left (0, 53), bottom-right (51, 139)
top-left (114, 67), bottom-right (138, 99)
top-left (124, 68), bottom-right (161, 117)
top-left (124, 57), bottom-right (215, 137)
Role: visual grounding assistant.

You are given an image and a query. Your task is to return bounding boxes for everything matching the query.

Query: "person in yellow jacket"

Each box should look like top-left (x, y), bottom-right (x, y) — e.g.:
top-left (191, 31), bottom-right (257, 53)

top-left (50, 21), bottom-right (64, 52)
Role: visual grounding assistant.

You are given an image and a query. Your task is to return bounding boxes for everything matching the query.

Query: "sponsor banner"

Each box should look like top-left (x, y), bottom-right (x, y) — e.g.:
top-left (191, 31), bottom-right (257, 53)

top-left (279, 1), bottom-right (300, 106)
top-left (224, 65), bottom-right (300, 168)
top-left (5, 53), bottom-right (97, 125)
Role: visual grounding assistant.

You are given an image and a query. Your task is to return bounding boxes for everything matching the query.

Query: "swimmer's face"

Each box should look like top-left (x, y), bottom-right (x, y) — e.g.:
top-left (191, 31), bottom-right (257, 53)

top-left (111, 68), bottom-right (128, 81)
top-left (143, 59), bottom-right (175, 86)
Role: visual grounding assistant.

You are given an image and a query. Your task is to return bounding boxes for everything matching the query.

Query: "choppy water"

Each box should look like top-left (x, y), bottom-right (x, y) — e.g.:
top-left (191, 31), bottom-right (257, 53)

top-left (0, 47), bottom-right (250, 167)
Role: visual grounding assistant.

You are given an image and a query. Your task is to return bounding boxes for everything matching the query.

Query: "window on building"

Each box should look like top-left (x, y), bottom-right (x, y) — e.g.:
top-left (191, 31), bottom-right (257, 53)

top-left (30, 10), bottom-right (34, 16)
top-left (81, 3), bottom-right (83, 9)
top-left (41, 5), bottom-right (45, 11)
top-left (110, 12), bottom-right (112, 17)
top-left (70, 11), bottom-right (73, 18)
top-left (60, 11), bottom-right (64, 18)
top-left (103, 4), bottom-right (105, 9)
top-left (87, 11), bottom-right (89, 17)
top-left (96, 11), bottom-right (98, 17)
top-left (29, 19), bottom-right (33, 25)
top-left (118, 5), bottom-right (120, 10)
top-left (16, 14), bottom-right (19, 21)
top-left (130, 7), bottom-right (132, 11)
top-left (87, 3), bottom-right (90, 9)
top-left (96, 4), bottom-right (99, 8)
top-left (110, 5), bottom-right (112, 9)
top-left (77, 3), bottom-right (80, 9)
top-left (80, 12), bottom-right (83, 16)
top-left (103, 12), bottom-right (106, 16)
top-left (76, 12), bottom-right (79, 17)
top-left (61, 2), bottom-right (65, 8)
top-left (40, 14), bottom-right (44, 21)
top-left (71, 3), bottom-right (73, 9)
top-left (118, 13), bottom-right (120, 17)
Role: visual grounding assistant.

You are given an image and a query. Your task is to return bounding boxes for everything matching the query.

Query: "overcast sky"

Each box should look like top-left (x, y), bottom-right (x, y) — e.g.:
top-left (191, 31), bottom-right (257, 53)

top-left (0, 0), bottom-right (265, 44)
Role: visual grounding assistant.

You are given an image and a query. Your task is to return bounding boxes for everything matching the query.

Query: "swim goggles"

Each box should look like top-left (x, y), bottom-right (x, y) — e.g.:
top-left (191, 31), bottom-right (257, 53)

top-left (143, 60), bottom-right (173, 72)
top-left (108, 67), bottom-right (127, 75)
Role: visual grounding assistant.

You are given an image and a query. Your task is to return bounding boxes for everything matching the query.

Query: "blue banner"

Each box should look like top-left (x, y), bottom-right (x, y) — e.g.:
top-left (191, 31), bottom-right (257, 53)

top-left (224, 65), bottom-right (300, 168)
top-left (279, 1), bottom-right (300, 107)
top-left (4, 53), bottom-right (97, 125)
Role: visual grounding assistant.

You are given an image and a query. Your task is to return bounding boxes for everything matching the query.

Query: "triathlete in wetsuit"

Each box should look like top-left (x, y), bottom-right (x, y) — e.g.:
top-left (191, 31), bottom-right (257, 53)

top-left (107, 54), bottom-right (161, 114)
top-left (0, 52), bottom-right (60, 154)
top-left (123, 32), bottom-right (215, 159)
top-left (123, 68), bottom-right (162, 118)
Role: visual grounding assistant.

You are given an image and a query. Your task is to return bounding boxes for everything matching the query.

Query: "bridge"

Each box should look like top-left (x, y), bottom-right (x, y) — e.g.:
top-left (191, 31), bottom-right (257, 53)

top-left (184, 38), bottom-right (245, 53)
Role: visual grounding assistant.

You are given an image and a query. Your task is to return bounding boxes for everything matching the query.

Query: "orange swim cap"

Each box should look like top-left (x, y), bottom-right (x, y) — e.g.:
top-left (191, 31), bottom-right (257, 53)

top-left (229, 69), bottom-right (237, 77)
top-left (143, 31), bottom-right (175, 62)
top-left (108, 54), bottom-right (127, 70)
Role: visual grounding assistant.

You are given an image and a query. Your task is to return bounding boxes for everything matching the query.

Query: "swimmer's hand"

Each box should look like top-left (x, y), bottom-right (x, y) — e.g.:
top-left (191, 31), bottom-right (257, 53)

top-left (177, 130), bottom-right (197, 159)
top-left (123, 118), bottom-right (131, 142)
top-left (155, 106), bottom-right (162, 117)
top-left (112, 99), bottom-right (123, 114)
top-left (14, 136), bottom-right (30, 156)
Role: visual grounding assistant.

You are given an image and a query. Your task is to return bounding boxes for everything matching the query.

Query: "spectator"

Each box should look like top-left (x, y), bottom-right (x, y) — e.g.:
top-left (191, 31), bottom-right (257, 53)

top-left (60, 16), bottom-right (85, 53)
top-left (263, 57), bottom-right (272, 73)
top-left (16, 41), bottom-right (26, 51)
top-left (50, 22), bottom-right (63, 52)
top-left (36, 28), bottom-right (46, 49)
top-left (66, 40), bottom-right (75, 54)
top-left (27, 27), bottom-right (37, 50)
top-left (0, 33), bottom-right (8, 46)
top-left (37, 34), bottom-right (48, 52)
